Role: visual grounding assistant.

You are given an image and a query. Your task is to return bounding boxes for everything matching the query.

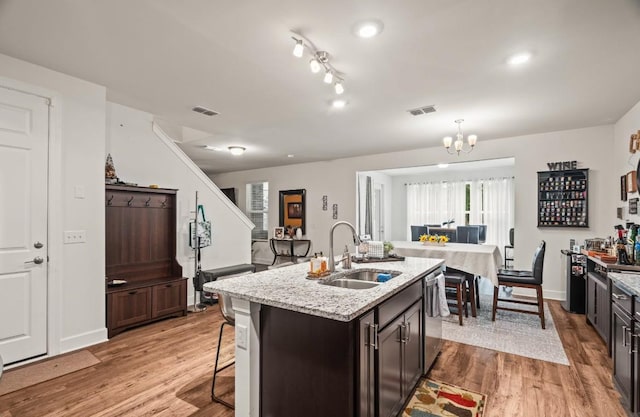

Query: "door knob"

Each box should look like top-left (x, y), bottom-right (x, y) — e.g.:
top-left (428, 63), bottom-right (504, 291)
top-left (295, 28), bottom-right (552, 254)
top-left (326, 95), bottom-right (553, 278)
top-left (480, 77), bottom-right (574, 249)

top-left (25, 256), bottom-right (44, 265)
top-left (34, 241), bottom-right (44, 249)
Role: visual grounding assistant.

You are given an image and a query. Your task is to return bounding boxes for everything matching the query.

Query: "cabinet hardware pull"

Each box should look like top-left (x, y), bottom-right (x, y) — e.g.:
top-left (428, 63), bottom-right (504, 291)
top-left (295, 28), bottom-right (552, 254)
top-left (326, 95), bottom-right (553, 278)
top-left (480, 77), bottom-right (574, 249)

top-left (399, 323), bottom-right (407, 344)
top-left (623, 325), bottom-right (629, 347)
top-left (372, 324), bottom-right (379, 350)
top-left (165, 284), bottom-right (173, 288)
top-left (128, 291), bottom-right (138, 295)
top-left (613, 293), bottom-right (628, 300)
top-left (632, 334), bottom-right (639, 354)
top-left (406, 321), bottom-right (411, 343)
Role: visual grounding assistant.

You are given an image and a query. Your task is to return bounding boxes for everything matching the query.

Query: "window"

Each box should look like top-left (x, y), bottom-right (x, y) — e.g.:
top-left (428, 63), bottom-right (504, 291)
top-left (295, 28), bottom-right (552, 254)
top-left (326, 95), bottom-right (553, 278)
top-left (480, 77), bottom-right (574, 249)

top-left (246, 182), bottom-right (269, 239)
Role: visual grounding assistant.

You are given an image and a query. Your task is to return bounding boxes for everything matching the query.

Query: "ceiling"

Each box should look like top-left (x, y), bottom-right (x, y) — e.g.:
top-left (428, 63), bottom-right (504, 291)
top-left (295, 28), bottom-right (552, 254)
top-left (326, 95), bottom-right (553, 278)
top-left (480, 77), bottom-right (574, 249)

top-left (1, 0), bottom-right (639, 174)
top-left (375, 157), bottom-right (515, 177)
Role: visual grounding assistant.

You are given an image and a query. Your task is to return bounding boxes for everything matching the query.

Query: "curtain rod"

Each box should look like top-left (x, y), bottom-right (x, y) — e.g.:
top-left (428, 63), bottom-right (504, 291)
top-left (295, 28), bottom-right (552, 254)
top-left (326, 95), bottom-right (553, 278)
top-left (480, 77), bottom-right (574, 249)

top-left (404, 176), bottom-right (515, 186)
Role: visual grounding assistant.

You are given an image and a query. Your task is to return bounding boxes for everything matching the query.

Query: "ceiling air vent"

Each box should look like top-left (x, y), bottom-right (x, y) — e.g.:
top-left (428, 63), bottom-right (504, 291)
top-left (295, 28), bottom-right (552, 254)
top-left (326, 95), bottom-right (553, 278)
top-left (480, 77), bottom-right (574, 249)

top-left (407, 105), bottom-right (436, 116)
top-left (192, 106), bottom-right (219, 117)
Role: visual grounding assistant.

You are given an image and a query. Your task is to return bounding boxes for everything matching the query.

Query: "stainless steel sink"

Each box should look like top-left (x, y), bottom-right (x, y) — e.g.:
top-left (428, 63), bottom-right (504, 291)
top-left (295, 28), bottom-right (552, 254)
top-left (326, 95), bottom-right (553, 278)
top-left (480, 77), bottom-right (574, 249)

top-left (319, 269), bottom-right (402, 289)
top-left (322, 279), bottom-right (380, 289)
top-left (340, 269), bottom-right (401, 282)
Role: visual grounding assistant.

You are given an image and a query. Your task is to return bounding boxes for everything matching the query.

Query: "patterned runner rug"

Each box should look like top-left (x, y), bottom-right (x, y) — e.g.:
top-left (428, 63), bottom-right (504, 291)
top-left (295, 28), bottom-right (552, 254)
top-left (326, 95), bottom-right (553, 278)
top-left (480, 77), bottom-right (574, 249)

top-left (404, 379), bottom-right (486, 417)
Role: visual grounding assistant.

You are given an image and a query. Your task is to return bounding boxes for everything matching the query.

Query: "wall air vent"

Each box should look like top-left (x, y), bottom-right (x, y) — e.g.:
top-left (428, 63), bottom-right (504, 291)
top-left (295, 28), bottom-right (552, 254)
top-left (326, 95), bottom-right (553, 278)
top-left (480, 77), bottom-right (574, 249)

top-left (407, 105), bottom-right (436, 116)
top-left (192, 106), bottom-right (219, 117)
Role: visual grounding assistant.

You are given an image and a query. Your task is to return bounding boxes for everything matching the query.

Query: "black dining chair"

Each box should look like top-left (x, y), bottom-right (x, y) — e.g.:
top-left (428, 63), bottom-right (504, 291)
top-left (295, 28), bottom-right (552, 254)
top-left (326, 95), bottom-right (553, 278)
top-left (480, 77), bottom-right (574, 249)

top-left (492, 240), bottom-right (546, 329)
top-left (504, 228), bottom-right (515, 268)
top-left (469, 225), bottom-right (487, 243)
top-left (456, 226), bottom-right (480, 244)
top-left (410, 225), bottom-right (428, 241)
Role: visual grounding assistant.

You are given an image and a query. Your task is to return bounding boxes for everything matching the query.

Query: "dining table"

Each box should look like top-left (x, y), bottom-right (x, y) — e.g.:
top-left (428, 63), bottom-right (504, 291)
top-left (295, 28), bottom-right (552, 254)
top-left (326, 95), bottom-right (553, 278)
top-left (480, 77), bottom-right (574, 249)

top-left (391, 241), bottom-right (503, 286)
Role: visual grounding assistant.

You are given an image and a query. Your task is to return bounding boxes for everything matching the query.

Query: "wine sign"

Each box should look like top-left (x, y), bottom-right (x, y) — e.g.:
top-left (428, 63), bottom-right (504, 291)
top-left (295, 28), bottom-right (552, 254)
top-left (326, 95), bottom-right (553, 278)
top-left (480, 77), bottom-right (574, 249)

top-left (547, 161), bottom-right (578, 171)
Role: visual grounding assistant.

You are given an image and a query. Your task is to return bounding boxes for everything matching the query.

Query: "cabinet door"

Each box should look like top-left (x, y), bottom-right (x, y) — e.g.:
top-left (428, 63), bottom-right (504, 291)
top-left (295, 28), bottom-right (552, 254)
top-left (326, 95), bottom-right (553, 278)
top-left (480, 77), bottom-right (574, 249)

top-left (586, 274), bottom-right (597, 325)
top-left (358, 311), bottom-right (376, 417)
top-left (152, 280), bottom-right (186, 318)
top-left (108, 287), bottom-right (152, 329)
top-left (595, 278), bottom-right (610, 344)
top-left (378, 315), bottom-right (404, 417)
top-left (612, 303), bottom-right (633, 410)
top-left (403, 301), bottom-right (423, 395)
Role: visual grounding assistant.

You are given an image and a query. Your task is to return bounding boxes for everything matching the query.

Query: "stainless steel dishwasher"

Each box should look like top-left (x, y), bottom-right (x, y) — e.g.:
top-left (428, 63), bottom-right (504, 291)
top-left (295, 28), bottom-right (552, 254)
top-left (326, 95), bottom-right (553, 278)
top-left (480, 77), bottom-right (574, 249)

top-left (423, 269), bottom-right (444, 373)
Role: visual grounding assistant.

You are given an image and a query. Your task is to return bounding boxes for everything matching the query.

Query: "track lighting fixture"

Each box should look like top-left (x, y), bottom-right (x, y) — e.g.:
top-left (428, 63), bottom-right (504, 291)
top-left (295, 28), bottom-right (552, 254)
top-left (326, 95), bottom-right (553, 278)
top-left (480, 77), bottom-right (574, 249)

top-left (291, 35), bottom-right (345, 95)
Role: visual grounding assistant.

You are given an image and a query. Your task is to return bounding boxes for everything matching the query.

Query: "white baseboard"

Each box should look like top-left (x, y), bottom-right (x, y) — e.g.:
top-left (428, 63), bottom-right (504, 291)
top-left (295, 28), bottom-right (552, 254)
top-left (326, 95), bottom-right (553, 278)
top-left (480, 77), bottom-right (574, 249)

top-left (59, 328), bottom-right (108, 353)
top-left (511, 287), bottom-right (565, 301)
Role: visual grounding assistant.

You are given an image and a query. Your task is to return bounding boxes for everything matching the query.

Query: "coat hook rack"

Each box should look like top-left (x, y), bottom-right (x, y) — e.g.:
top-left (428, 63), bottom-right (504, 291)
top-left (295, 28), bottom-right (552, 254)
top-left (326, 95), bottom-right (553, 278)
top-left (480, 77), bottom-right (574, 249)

top-left (127, 196), bottom-right (134, 206)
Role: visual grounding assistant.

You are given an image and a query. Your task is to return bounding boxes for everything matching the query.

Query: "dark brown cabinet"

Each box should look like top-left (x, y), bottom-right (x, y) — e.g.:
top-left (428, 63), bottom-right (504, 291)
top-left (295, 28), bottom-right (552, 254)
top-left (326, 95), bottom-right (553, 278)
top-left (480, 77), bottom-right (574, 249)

top-left (378, 300), bottom-right (422, 417)
top-left (612, 301), bottom-right (633, 411)
top-left (586, 270), bottom-right (610, 347)
top-left (105, 185), bottom-right (187, 338)
top-left (260, 278), bottom-right (425, 417)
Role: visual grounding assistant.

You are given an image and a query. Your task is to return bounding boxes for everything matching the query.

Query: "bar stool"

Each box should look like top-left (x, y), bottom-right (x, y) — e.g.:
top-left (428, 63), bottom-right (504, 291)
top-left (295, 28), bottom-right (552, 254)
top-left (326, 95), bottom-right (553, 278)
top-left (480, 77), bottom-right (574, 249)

top-left (444, 272), bottom-right (468, 325)
top-left (211, 292), bottom-right (235, 408)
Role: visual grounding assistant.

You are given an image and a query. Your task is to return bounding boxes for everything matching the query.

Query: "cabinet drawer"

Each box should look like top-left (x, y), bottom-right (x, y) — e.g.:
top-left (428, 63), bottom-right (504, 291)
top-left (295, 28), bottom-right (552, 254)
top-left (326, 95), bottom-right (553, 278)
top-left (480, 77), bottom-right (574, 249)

top-left (152, 279), bottom-right (186, 318)
top-left (378, 280), bottom-right (422, 329)
top-left (612, 282), bottom-right (633, 314)
top-left (108, 287), bottom-right (152, 329)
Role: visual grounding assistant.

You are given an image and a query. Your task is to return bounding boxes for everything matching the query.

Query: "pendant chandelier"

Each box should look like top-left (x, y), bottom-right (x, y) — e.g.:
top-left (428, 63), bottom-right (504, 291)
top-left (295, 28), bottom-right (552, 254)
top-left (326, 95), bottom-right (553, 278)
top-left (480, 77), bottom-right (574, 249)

top-left (443, 119), bottom-right (477, 155)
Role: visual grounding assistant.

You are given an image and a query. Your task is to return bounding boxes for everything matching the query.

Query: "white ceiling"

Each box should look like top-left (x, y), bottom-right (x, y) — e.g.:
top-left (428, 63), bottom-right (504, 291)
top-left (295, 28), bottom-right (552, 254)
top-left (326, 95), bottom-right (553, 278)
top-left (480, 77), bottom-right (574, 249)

top-left (1, 0), bottom-right (639, 174)
top-left (373, 157), bottom-right (515, 177)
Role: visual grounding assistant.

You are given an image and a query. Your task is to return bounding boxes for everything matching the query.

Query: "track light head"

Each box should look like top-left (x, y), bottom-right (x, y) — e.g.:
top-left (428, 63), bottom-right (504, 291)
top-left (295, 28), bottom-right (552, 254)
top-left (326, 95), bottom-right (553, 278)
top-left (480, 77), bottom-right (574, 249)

top-left (292, 39), bottom-right (303, 57)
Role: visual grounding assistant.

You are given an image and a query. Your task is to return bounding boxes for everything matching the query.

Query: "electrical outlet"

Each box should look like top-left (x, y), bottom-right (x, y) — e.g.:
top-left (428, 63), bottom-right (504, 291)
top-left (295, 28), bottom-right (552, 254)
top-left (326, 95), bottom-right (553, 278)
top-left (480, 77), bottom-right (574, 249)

top-left (64, 230), bottom-right (86, 244)
top-left (236, 324), bottom-right (248, 350)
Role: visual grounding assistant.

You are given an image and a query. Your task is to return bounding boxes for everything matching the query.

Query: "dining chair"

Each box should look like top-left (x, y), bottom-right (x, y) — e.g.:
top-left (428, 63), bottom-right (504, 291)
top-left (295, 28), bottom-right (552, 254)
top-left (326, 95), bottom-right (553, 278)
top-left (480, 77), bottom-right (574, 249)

top-left (456, 226), bottom-right (480, 244)
top-left (504, 228), bottom-right (515, 268)
top-left (427, 226), bottom-right (457, 243)
top-left (410, 225), bottom-right (428, 241)
top-left (469, 224), bottom-right (487, 243)
top-left (492, 240), bottom-right (546, 329)
top-left (444, 268), bottom-right (477, 325)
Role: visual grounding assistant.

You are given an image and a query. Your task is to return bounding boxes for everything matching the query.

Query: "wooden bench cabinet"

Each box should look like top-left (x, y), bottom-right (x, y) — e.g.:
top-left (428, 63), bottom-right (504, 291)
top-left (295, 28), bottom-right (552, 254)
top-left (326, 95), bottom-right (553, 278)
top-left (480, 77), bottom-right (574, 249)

top-left (105, 185), bottom-right (187, 338)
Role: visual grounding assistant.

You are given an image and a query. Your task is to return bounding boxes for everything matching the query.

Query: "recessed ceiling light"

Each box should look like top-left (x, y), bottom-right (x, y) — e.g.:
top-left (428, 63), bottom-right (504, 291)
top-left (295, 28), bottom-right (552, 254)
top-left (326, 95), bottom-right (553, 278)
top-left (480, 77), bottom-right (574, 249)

top-left (228, 146), bottom-right (246, 156)
top-left (205, 145), bottom-right (221, 151)
top-left (437, 163), bottom-right (449, 169)
top-left (508, 52), bottom-right (532, 66)
top-left (332, 99), bottom-right (347, 108)
top-left (354, 20), bottom-right (384, 38)
top-left (287, 154), bottom-right (295, 158)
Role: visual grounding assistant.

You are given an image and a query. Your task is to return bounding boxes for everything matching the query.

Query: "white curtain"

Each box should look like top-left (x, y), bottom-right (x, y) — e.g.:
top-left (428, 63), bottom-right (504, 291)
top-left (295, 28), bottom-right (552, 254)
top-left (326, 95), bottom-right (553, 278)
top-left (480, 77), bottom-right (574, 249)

top-left (483, 177), bottom-right (515, 257)
top-left (469, 180), bottom-right (483, 225)
top-left (405, 181), bottom-right (466, 239)
top-left (446, 181), bottom-right (467, 229)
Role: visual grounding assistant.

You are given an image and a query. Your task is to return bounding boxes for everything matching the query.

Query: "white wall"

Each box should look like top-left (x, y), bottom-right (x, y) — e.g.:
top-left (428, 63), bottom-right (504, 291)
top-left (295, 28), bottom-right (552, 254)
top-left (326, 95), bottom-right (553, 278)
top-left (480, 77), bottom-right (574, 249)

top-left (613, 100), bottom-right (640, 225)
top-left (0, 53), bottom-right (107, 353)
top-left (106, 103), bottom-right (253, 304)
top-left (213, 125), bottom-right (615, 299)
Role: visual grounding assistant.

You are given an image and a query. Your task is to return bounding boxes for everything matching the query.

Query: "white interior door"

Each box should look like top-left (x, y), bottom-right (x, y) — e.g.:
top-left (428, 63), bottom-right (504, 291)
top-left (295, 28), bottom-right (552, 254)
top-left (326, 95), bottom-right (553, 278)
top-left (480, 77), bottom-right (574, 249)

top-left (0, 86), bottom-right (49, 365)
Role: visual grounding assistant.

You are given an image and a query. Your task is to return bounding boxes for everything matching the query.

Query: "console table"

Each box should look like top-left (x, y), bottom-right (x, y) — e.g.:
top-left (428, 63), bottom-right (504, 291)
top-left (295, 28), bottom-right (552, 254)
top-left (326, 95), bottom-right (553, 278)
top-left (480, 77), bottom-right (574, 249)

top-left (269, 238), bottom-right (311, 265)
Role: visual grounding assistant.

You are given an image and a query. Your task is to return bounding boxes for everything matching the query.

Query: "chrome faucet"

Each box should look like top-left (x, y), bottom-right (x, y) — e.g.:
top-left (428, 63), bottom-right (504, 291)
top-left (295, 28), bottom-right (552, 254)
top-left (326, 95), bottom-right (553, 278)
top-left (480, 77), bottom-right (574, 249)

top-left (328, 221), bottom-right (361, 272)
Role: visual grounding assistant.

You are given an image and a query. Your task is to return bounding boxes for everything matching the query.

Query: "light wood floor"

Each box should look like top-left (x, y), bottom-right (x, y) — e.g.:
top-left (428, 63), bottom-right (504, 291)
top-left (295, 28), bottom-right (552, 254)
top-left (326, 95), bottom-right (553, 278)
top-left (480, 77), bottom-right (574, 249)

top-left (0, 300), bottom-right (626, 417)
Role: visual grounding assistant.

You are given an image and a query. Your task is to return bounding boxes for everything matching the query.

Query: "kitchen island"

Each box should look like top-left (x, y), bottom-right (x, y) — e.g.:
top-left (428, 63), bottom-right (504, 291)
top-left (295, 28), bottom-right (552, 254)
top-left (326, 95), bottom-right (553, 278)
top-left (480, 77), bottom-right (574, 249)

top-left (203, 257), bottom-right (444, 417)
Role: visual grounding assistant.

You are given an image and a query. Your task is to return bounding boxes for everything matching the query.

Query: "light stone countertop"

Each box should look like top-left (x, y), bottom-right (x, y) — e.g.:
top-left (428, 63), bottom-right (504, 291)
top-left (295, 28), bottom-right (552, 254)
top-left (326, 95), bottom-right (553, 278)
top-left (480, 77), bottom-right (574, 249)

top-left (203, 257), bottom-right (444, 322)
top-left (609, 271), bottom-right (640, 296)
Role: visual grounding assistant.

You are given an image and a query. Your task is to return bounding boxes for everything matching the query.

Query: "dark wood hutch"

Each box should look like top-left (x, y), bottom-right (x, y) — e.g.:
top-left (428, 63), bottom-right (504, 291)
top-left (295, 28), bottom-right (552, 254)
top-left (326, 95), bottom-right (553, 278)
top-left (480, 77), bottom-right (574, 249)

top-left (105, 185), bottom-right (187, 337)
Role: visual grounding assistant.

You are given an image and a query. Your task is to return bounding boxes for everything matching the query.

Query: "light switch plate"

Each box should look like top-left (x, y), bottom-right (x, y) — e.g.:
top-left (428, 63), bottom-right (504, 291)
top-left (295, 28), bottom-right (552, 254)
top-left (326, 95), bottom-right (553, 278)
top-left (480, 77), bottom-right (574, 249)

top-left (236, 324), bottom-right (248, 350)
top-left (64, 230), bottom-right (86, 244)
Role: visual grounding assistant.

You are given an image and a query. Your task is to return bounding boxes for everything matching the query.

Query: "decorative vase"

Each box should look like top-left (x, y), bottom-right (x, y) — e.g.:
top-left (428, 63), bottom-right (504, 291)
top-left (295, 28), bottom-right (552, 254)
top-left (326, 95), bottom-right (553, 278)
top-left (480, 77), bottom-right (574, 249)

top-left (295, 228), bottom-right (303, 239)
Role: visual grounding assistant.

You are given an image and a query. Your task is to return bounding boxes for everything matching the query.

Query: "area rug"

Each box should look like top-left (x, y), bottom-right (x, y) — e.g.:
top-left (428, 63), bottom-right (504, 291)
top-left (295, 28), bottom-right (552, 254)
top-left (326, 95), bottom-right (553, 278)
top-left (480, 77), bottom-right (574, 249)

top-left (404, 379), bottom-right (486, 417)
top-left (0, 350), bottom-right (100, 396)
top-left (442, 294), bottom-right (569, 365)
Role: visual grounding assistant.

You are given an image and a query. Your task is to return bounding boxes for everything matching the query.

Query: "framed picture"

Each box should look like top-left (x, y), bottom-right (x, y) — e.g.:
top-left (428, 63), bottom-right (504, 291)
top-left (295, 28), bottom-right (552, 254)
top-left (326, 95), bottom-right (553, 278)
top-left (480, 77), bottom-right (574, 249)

top-left (287, 202), bottom-right (303, 219)
top-left (622, 175), bottom-right (628, 201)
top-left (628, 171), bottom-right (638, 193)
top-left (273, 227), bottom-right (284, 239)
